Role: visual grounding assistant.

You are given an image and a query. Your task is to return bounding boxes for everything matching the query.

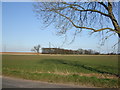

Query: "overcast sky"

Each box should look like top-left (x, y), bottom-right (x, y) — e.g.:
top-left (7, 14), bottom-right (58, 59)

top-left (1, 2), bottom-right (119, 53)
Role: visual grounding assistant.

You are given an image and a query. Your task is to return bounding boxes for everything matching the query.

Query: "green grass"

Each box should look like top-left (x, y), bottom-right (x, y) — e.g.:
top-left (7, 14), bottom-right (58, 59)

top-left (2, 55), bottom-right (119, 88)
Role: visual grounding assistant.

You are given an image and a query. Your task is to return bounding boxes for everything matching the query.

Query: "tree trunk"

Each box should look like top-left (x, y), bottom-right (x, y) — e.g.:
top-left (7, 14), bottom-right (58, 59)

top-left (118, 33), bottom-right (120, 38)
top-left (108, 2), bottom-right (120, 38)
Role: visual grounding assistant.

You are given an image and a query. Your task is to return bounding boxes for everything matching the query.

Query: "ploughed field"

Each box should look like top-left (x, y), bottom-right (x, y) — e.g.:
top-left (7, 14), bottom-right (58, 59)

top-left (2, 55), bottom-right (119, 88)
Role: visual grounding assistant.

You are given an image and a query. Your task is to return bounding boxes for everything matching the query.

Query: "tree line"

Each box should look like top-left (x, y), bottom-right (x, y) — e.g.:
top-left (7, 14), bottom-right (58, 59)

top-left (31, 45), bottom-right (119, 55)
top-left (42, 48), bottom-right (100, 55)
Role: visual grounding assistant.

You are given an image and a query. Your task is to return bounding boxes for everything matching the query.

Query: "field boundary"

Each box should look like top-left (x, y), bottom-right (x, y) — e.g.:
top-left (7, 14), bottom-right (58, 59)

top-left (0, 52), bottom-right (119, 56)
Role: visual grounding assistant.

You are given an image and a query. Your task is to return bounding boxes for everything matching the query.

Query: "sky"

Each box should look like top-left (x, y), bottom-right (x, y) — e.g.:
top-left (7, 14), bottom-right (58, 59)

top-left (0, 2), bottom-right (2, 53)
top-left (1, 2), bottom-right (119, 53)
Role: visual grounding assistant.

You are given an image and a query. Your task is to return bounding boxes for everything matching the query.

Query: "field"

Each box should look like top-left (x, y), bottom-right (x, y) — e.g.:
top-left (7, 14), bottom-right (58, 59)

top-left (2, 54), bottom-right (119, 88)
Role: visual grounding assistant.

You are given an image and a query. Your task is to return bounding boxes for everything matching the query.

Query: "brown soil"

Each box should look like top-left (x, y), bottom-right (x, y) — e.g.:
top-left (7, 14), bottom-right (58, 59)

top-left (0, 52), bottom-right (39, 55)
top-left (0, 52), bottom-right (119, 56)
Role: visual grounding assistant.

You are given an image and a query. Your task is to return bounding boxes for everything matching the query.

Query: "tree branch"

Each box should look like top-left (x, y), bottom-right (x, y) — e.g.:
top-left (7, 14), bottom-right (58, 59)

top-left (54, 10), bottom-right (115, 33)
top-left (70, 6), bottom-right (110, 17)
top-left (62, 2), bottom-right (85, 10)
top-left (98, 2), bottom-right (108, 11)
top-left (47, 3), bottom-right (110, 17)
top-left (47, 6), bottom-right (71, 11)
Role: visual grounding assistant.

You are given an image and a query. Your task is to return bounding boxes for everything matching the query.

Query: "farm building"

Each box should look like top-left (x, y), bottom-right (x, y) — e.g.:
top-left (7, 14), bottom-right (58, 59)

top-left (42, 48), bottom-right (79, 54)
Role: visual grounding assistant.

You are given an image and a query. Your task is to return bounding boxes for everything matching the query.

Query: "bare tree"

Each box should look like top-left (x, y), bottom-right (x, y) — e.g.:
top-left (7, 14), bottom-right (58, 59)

top-left (33, 1), bottom-right (120, 43)
top-left (31, 45), bottom-right (41, 54)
